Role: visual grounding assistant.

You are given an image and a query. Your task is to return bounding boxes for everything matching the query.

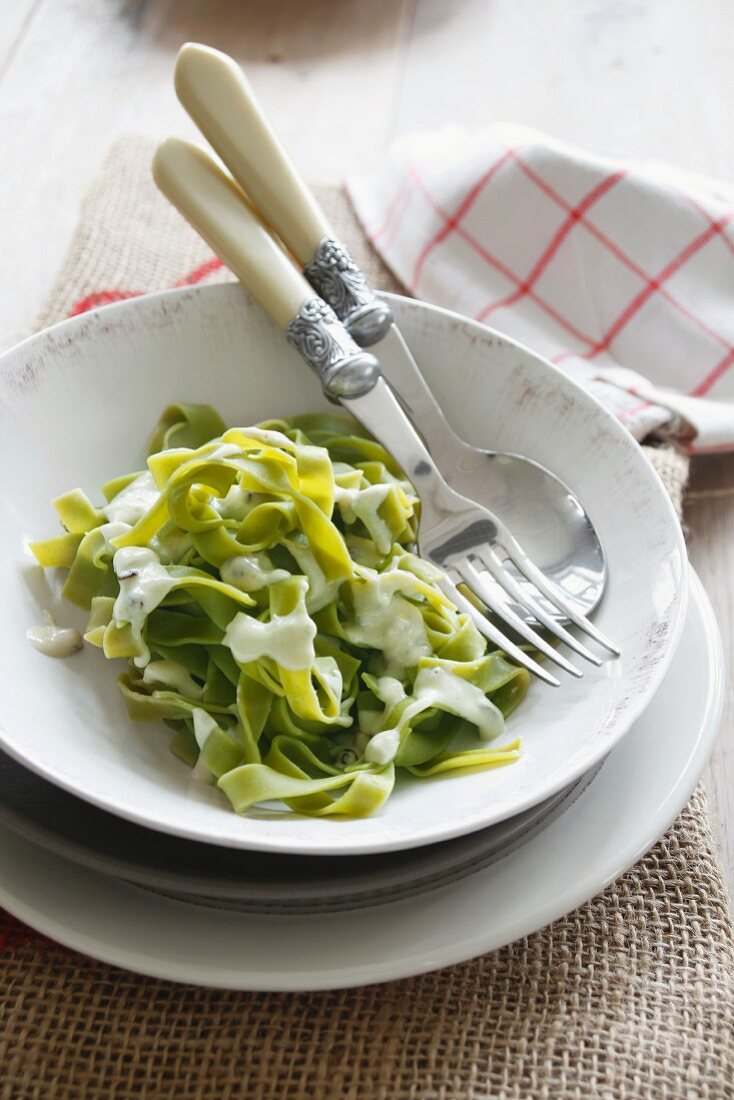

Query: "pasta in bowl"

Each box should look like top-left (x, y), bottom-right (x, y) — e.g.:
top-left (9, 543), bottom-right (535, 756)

top-left (0, 285), bottom-right (686, 854)
top-left (30, 404), bottom-right (528, 819)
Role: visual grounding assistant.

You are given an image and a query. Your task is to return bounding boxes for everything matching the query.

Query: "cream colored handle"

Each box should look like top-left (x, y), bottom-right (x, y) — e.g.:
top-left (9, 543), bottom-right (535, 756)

top-left (152, 138), bottom-right (311, 329)
top-left (175, 43), bottom-right (330, 265)
top-left (153, 137), bottom-right (381, 400)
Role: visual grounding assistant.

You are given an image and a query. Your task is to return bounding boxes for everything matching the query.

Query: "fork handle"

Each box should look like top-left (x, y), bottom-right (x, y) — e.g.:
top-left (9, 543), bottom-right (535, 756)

top-left (153, 138), bottom-right (379, 399)
top-left (174, 43), bottom-right (392, 346)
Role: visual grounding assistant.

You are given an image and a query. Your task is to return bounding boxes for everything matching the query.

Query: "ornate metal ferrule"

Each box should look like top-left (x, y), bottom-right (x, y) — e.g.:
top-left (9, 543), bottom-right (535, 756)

top-left (303, 237), bottom-right (393, 347)
top-left (285, 298), bottom-right (381, 401)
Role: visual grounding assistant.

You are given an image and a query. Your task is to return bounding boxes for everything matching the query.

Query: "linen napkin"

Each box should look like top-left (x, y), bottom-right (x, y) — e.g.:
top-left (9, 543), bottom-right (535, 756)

top-left (0, 137), bottom-right (732, 1100)
top-left (348, 125), bottom-right (734, 453)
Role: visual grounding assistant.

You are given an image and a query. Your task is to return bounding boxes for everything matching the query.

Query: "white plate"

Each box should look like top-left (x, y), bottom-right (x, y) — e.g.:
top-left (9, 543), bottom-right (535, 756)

top-left (0, 285), bottom-right (687, 854)
top-left (0, 569), bottom-right (720, 989)
top-left (0, 746), bottom-right (597, 912)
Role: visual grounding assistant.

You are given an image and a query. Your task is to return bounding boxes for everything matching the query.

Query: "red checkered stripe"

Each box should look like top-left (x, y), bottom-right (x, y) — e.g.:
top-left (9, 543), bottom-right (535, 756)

top-left (69, 161), bottom-right (734, 434)
top-left (67, 256), bottom-right (225, 317)
top-left (367, 146), bottom-right (734, 439)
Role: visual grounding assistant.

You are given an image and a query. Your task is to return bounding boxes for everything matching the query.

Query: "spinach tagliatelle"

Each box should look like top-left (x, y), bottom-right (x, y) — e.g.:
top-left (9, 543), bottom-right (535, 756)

top-left (29, 404), bottom-right (530, 818)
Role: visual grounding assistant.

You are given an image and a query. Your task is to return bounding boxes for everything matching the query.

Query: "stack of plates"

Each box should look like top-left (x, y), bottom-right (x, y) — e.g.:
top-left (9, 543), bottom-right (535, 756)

top-left (0, 749), bottom-right (600, 916)
top-left (0, 288), bottom-right (721, 990)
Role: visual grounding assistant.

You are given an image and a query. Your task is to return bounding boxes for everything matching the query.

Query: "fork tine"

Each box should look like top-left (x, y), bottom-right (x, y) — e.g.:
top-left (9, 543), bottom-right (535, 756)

top-left (438, 575), bottom-right (561, 687)
top-left (497, 529), bottom-right (620, 656)
top-left (456, 558), bottom-right (583, 678)
top-left (471, 545), bottom-right (602, 667)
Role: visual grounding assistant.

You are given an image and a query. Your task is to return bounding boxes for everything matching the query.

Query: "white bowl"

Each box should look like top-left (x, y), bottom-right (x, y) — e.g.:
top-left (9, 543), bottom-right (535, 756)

top-left (0, 285), bottom-right (687, 854)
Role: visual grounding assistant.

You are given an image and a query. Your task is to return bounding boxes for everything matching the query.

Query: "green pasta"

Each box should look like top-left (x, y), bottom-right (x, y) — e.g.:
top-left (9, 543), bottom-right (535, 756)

top-left (29, 404), bottom-right (529, 818)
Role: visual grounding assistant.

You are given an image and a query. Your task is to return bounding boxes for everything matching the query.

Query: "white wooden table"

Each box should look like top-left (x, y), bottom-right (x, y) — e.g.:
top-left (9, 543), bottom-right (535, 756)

top-left (1, 0), bottom-right (731, 904)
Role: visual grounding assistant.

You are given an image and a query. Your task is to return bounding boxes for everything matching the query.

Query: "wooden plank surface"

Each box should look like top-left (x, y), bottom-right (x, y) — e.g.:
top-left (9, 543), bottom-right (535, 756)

top-left (0, 0), bottom-right (415, 349)
top-left (0, 0), bottom-right (732, 904)
top-left (397, 0), bottom-right (734, 173)
top-left (687, 457), bottom-right (734, 901)
top-left (0, 0), bottom-right (40, 75)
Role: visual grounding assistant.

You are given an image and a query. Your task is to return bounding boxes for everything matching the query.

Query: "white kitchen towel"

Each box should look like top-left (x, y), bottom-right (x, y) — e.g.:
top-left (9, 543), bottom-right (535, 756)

top-left (348, 126), bottom-right (734, 453)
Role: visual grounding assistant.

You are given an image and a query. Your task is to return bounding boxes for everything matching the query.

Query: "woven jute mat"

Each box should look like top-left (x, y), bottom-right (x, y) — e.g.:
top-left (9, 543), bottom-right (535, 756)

top-left (1, 137), bottom-right (732, 1100)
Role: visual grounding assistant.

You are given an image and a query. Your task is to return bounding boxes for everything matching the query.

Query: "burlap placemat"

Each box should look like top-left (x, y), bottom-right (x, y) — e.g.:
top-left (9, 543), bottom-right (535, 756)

top-left (1, 137), bottom-right (732, 1100)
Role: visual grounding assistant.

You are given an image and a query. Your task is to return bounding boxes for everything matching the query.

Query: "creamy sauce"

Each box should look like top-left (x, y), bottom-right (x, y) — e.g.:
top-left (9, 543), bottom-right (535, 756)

top-left (26, 610), bottom-right (83, 658)
top-left (347, 571), bottom-right (431, 674)
top-left (98, 521), bottom-right (133, 552)
top-left (142, 659), bottom-right (203, 700)
top-left (395, 553), bottom-right (444, 585)
top-left (233, 428), bottom-right (328, 484)
top-left (372, 675), bottom-right (407, 711)
top-left (234, 426), bottom-right (292, 449)
top-left (284, 537), bottom-right (341, 613)
top-left (103, 471), bottom-right (159, 526)
top-left (149, 528), bottom-right (193, 564)
top-left (364, 727), bottom-right (400, 765)
top-left (223, 583), bottom-right (317, 670)
top-left (407, 666), bottom-right (504, 741)
top-left (334, 483), bottom-right (393, 554)
top-left (192, 707), bottom-right (219, 750)
top-left (204, 442), bottom-right (242, 462)
top-left (220, 552), bottom-right (289, 593)
top-left (314, 655), bottom-right (343, 703)
top-left (214, 484), bottom-right (254, 522)
top-left (360, 667), bottom-right (503, 765)
top-left (112, 546), bottom-right (176, 668)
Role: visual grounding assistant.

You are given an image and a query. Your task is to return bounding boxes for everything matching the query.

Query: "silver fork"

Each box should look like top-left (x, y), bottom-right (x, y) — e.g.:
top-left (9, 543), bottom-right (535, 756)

top-left (153, 137), bottom-right (620, 687)
top-left (340, 381), bottom-right (619, 687)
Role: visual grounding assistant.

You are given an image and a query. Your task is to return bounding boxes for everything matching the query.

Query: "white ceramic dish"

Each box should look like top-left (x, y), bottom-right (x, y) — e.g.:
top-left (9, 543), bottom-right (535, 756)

top-left (0, 285), bottom-right (687, 854)
top-left (0, 746), bottom-right (597, 912)
top-left (0, 570), bottom-right (720, 989)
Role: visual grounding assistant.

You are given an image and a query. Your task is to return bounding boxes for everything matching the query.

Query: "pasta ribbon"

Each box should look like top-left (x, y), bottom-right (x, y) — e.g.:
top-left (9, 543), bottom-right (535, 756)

top-left (29, 404), bottom-right (531, 817)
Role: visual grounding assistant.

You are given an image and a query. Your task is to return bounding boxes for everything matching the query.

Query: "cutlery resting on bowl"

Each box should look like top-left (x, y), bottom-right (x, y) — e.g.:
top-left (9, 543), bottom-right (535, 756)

top-left (172, 42), bottom-right (608, 630)
top-left (153, 137), bottom-right (619, 684)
